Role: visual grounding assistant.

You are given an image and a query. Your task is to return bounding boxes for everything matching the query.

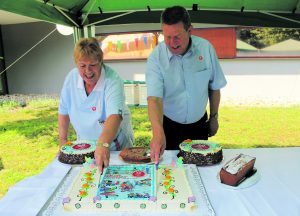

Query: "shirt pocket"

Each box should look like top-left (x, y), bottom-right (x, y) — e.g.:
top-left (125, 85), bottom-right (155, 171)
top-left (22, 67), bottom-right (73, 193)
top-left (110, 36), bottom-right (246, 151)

top-left (192, 69), bottom-right (211, 93)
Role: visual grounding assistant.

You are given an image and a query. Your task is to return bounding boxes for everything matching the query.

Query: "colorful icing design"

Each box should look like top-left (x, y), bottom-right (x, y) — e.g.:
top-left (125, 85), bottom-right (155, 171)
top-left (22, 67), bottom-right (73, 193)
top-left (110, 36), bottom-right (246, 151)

top-left (77, 168), bottom-right (97, 201)
top-left (176, 157), bottom-right (184, 167)
top-left (180, 139), bottom-right (221, 155)
top-left (60, 140), bottom-right (96, 155)
top-left (63, 164), bottom-right (197, 211)
top-left (97, 165), bottom-right (155, 201)
top-left (83, 157), bottom-right (96, 168)
top-left (160, 168), bottom-right (178, 199)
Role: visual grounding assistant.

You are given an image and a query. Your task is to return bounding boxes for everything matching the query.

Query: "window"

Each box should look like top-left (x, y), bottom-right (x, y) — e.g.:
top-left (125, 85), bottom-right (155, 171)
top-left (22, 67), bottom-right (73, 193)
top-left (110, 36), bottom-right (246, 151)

top-left (96, 32), bottom-right (158, 60)
top-left (237, 27), bottom-right (300, 58)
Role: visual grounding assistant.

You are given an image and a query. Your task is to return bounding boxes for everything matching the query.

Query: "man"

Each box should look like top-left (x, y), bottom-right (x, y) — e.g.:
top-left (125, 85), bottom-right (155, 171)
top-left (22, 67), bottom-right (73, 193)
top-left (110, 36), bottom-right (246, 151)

top-left (146, 6), bottom-right (227, 163)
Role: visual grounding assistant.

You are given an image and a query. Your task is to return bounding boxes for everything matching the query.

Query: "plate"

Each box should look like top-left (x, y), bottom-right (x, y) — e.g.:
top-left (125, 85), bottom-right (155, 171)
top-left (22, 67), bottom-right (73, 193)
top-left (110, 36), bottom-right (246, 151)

top-left (217, 168), bottom-right (261, 189)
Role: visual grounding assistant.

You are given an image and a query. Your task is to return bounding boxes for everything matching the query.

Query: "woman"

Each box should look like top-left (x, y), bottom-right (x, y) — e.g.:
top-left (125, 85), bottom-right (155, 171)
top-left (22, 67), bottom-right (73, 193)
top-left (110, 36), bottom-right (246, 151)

top-left (58, 37), bottom-right (133, 173)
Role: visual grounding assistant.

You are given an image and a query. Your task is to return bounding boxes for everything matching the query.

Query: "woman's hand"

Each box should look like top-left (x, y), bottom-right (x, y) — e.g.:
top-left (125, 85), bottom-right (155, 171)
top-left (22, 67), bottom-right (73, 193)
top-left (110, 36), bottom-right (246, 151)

top-left (94, 146), bottom-right (110, 174)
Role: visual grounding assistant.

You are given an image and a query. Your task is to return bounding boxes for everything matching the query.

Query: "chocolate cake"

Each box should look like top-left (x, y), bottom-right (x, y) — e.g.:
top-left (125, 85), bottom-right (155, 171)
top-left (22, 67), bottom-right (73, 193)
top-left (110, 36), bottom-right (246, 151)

top-left (58, 140), bottom-right (96, 165)
top-left (119, 147), bottom-right (151, 164)
top-left (220, 154), bottom-right (256, 186)
top-left (178, 139), bottom-right (223, 166)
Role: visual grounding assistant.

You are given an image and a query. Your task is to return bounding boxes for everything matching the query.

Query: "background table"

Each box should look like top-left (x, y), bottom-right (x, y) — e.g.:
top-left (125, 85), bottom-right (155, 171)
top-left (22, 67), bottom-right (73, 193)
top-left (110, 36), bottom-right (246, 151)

top-left (1, 147), bottom-right (300, 216)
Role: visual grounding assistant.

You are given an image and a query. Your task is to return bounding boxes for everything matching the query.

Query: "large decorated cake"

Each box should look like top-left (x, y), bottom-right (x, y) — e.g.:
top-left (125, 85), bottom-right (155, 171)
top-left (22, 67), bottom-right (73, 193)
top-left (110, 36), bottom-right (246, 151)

top-left (58, 140), bottom-right (96, 164)
top-left (62, 163), bottom-right (197, 212)
top-left (179, 139), bottom-right (223, 166)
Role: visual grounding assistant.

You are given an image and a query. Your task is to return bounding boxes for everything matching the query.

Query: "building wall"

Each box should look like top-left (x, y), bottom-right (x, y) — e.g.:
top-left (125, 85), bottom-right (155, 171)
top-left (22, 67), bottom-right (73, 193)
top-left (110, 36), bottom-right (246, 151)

top-left (2, 22), bottom-right (74, 94)
top-left (2, 22), bottom-right (300, 105)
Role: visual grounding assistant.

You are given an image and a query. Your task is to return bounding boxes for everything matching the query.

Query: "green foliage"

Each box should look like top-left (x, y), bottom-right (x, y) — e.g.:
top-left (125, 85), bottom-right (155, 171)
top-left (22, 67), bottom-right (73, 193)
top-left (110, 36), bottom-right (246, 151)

top-left (238, 27), bottom-right (300, 48)
top-left (134, 131), bottom-right (151, 147)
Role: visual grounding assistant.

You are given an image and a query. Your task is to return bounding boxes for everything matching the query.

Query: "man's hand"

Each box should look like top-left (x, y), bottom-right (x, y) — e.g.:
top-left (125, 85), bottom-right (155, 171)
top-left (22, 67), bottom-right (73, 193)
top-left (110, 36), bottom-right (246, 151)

top-left (94, 146), bottom-right (110, 174)
top-left (208, 117), bottom-right (219, 137)
top-left (150, 132), bottom-right (166, 164)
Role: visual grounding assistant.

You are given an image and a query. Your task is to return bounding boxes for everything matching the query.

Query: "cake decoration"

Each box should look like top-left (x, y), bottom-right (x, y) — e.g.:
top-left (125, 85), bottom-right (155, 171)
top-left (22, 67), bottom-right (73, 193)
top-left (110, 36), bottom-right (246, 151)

top-left (62, 197), bottom-right (70, 204)
top-left (63, 163), bottom-right (197, 212)
top-left (177, 157), bottom-right (184, 167)
top-left (58, 140), bottom-right (96, 165)
top-left (160, 168), bottom-right (177, 199)
top-left (188, 196), bottom-right (196, 203)
top-left (179, 139), bottom-right (223, 166)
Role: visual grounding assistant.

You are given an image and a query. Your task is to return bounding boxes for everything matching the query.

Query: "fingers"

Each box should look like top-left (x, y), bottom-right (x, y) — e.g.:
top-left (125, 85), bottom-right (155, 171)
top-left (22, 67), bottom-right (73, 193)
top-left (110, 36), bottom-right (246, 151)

top-left (95, 148), bottom-right (110, 174)
top-left (150, 143), bottom-right (163, 164)
top-left (208, 118), bottom-right (219, 137)
top-left (154, 151), bottom-right (160, 164)
top-left (160, 142), bottom-right (166, 156)
top-left (150, 148), bottom-right (160, 164)
top-left (96, 157), bottom-right (109, 174)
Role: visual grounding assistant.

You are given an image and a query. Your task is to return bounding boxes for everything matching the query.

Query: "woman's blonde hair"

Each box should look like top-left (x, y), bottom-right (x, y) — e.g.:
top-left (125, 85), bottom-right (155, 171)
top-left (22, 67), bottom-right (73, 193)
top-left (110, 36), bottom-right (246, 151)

top-left (73, 37), bottom-right (103, 64)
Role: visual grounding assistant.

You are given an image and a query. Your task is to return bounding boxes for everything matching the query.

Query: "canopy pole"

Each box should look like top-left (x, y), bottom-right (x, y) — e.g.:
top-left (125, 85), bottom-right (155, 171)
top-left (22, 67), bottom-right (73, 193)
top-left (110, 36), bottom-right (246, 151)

top-left (54, 6), bottom-right (80, 27)
top-left (81, 0), bottom-right (97, 26)
top-left (72, 25), bottom-right (95, 43)
top-left (83, 26), bottom-right (95, 37)
top-left (73, 27), bottom-right (83, 43)
top-left (260, 11), bottom-right (300, 25)
top-left (85, 11), bottom-right (136, 27)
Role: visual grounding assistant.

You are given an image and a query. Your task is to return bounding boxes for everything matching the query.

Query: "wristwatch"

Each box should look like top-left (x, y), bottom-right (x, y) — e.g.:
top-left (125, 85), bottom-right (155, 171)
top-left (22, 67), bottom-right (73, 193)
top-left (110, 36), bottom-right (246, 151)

top-left (209, 113), bottom-right (218, 120)
top-left (96, 142), bottom-right (110, 148)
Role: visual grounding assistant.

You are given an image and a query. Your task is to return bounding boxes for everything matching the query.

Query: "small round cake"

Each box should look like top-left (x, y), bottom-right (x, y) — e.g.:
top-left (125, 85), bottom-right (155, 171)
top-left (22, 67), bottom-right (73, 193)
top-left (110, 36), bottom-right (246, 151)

top-left (119, 147), bottom-right (151, 164)
top-left (179, 139), bottom-right (223, 166)
top-left (58, 140), bottom-right (96, 165)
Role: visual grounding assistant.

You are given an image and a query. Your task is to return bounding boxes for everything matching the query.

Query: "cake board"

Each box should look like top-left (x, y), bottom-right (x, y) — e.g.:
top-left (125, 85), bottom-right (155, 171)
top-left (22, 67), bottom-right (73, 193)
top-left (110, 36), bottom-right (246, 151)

top-left (37, 164), bottom-right (215, 216)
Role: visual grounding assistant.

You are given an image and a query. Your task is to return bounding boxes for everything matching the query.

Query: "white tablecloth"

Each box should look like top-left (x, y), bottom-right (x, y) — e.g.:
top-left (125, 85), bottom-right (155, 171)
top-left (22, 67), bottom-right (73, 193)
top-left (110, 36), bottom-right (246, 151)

top-left (199, 147), bottom-right (300, 216)
top-left (1, 148), bottom-right (300, 216)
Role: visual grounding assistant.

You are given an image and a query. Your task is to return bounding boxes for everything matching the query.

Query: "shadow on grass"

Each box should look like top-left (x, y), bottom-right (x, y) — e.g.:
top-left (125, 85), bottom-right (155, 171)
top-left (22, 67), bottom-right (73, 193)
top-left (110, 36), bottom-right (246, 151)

top-left (0, 158), bottom-right (3, 171)
top-left (0, 106), bottom-right (62, 146)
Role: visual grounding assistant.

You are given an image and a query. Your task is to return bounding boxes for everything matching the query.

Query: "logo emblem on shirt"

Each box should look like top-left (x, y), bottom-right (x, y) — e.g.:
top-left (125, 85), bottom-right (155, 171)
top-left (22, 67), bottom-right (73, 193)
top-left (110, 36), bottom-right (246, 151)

top-left (198, 55), bottom-right (203, 61)
top-left (92, 106), bottom-right (96, 111)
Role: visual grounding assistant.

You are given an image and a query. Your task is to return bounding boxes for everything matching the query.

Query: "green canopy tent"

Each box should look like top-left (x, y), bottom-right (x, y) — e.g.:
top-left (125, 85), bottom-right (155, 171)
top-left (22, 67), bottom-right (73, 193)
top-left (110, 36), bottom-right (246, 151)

top-left (1, 0), bottom-right (300, 40)
top-left (0, 0), bottom-right (300, 94)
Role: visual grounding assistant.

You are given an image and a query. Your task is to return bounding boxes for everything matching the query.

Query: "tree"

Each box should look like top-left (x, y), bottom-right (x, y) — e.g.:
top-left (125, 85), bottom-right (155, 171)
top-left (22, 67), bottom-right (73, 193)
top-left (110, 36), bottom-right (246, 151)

top-left (238, 28), bottom-right (300, 49)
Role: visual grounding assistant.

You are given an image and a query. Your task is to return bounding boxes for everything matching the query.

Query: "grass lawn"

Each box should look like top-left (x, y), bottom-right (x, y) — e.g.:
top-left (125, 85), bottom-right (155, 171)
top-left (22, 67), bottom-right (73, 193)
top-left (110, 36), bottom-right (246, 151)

top-left (0, 99), bottom-right (300, 199)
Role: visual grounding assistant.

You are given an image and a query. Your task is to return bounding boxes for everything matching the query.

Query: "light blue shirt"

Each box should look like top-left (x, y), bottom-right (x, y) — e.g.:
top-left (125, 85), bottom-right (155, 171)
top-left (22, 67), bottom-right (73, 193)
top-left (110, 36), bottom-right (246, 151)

top-left (146, 35), bottom-right (227, 124)
top-left (59, 64), bottom-right (133, 150)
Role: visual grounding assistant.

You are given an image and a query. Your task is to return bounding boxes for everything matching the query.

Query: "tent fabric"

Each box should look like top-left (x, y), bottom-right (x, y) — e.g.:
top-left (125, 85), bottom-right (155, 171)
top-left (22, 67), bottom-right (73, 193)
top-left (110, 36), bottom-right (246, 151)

top-left (262, 39), bottom-right (300, 51)
top-left (0, 0), bottom-right (300, 28)
top-left (88, 11), bottom-right (300, 28)
top-left (236, 40), bottom-right (258, 51)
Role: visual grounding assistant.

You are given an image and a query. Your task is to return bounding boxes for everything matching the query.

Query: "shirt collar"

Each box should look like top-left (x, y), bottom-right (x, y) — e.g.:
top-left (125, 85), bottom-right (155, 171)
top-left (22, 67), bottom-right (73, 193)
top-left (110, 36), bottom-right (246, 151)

top-left (166, 37), bottom-right (193, 61)
top-left (77, 65), bottom-right (106, 91)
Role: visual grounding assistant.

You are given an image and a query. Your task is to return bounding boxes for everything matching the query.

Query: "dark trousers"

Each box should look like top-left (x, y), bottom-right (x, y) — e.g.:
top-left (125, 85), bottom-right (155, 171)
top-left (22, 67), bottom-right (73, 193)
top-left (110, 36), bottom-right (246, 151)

top-left (163, 113), bottom-right (209, 150)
